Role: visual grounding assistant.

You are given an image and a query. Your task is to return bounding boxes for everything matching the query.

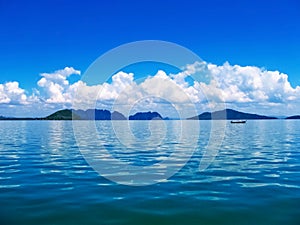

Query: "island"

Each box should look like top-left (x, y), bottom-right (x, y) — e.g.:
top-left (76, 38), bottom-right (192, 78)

top-left (285, 115), bottom-right (300, 119)
top-left (45, 109), bottom-right (127, 120)
top-left (187, 109), bottom-right (278, 120)
top-left (129, 111), bottom-right (163, 120)
top-left (0, 108), bottom-right (290, 121)
top-left (45, 109), bottom-right (80, 120)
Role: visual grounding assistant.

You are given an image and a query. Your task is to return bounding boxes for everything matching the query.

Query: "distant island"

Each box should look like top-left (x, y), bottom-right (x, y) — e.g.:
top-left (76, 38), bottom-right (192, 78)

top-left (129, 112), bottom-right (163, 120)
top-left (1, 108), bottom-right (300, 120)
top-left (187, 109), bottom-right (278, 120)
top-left (0, 109), bottom-right (126, 120)
top-left (0, 109), bottom-right (167, 120)
top-left (45, 109), bottom-right (79, 120)
top-left (48, 110), bottom-right (167, 120)
top-left (45, 109), bottom-right (127, 120)
top-left (286, 115), bottom-right (300, 120)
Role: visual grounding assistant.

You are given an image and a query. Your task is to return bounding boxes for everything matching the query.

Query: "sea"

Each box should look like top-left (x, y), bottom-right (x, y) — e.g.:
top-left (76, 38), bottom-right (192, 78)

top-left (0, 120), bottom-right (300, 225)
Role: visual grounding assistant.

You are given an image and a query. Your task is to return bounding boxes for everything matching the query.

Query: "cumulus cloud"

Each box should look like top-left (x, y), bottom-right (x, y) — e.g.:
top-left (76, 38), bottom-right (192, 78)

top-left (37, 67), bottom-right (81, 103)
top-left (204, 62), bottom-right (300, 104)
top-left (0, 67), bottom-right (82, 116)
top-left (0, 81), bottom-right (27, 105)
top-left (1, 61), bottom-right (300, 117)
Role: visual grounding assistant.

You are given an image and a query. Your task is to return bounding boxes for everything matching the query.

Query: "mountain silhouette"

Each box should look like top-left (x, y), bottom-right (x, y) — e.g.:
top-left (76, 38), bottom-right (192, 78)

top-left (129, 111), bottom-right (163, 120)
top-left (45, 109), bottom-right (126, 120)
top-left (187, 109), bottom-right (277, 120)
top-left (286, 115), bottom-right (300, 119)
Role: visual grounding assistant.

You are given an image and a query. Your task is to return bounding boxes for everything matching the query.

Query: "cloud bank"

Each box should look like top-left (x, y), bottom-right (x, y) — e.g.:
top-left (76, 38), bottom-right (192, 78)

top-left (0, 81), bottom-right (27, 105)
top-left (0, 61), bottom-right (299, 117)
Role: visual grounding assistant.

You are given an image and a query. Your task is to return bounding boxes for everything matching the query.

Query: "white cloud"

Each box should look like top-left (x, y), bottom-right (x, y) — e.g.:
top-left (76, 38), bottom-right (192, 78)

top-left (140, 70), bottom-right (191, 103)
top-left (0, 81), bottom-right (27, 105)
top-left (37, 67), bottom-right (81, 103)
top-left (39, 67), bottom-right (80, 85)
top-left (200, 62), bottom-right (300, 105)
top-left (1, 61), bottom-right (300, 117)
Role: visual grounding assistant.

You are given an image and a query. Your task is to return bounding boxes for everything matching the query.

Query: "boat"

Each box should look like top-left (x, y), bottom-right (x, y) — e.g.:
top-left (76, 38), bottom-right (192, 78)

top-left (230, 120), bottom-right (246, 124)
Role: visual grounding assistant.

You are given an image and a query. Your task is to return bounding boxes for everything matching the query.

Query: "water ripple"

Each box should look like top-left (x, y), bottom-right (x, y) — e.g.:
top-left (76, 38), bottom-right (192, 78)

top-left (0, 120), bottom-right (300, 224)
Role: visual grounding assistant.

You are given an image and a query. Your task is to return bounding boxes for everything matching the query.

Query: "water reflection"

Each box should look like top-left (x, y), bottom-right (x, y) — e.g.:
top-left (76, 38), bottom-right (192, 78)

top-left (74, 120), bottom-right (200, 185)
top-left (0, 121), bottom-right (27, 188)
top-left (39, 121), bottom-right (84, 177)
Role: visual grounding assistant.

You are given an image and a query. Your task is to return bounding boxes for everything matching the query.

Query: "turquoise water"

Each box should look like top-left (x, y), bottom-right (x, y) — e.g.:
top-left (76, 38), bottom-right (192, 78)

top-left (0, 120), bottom-right (300, 225)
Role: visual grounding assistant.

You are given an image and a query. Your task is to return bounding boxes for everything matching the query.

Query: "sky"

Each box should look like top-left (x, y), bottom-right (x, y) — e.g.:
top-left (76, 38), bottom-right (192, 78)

top-left (0, 0), bottom-right (299, 117)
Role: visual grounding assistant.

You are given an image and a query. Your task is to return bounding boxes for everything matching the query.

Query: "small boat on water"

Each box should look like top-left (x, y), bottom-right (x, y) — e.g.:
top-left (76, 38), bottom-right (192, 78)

top-left (230, 120), bottom-right (246, 124)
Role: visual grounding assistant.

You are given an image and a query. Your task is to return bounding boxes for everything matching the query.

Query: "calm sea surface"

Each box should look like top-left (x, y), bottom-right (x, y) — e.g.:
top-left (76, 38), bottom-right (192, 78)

top-left (0, 120), bottom-right (300, 225)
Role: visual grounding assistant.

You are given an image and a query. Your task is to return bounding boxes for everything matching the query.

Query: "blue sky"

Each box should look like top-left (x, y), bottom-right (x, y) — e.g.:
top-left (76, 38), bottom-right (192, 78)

top-left (0, 0), bottom-right (300, 117)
